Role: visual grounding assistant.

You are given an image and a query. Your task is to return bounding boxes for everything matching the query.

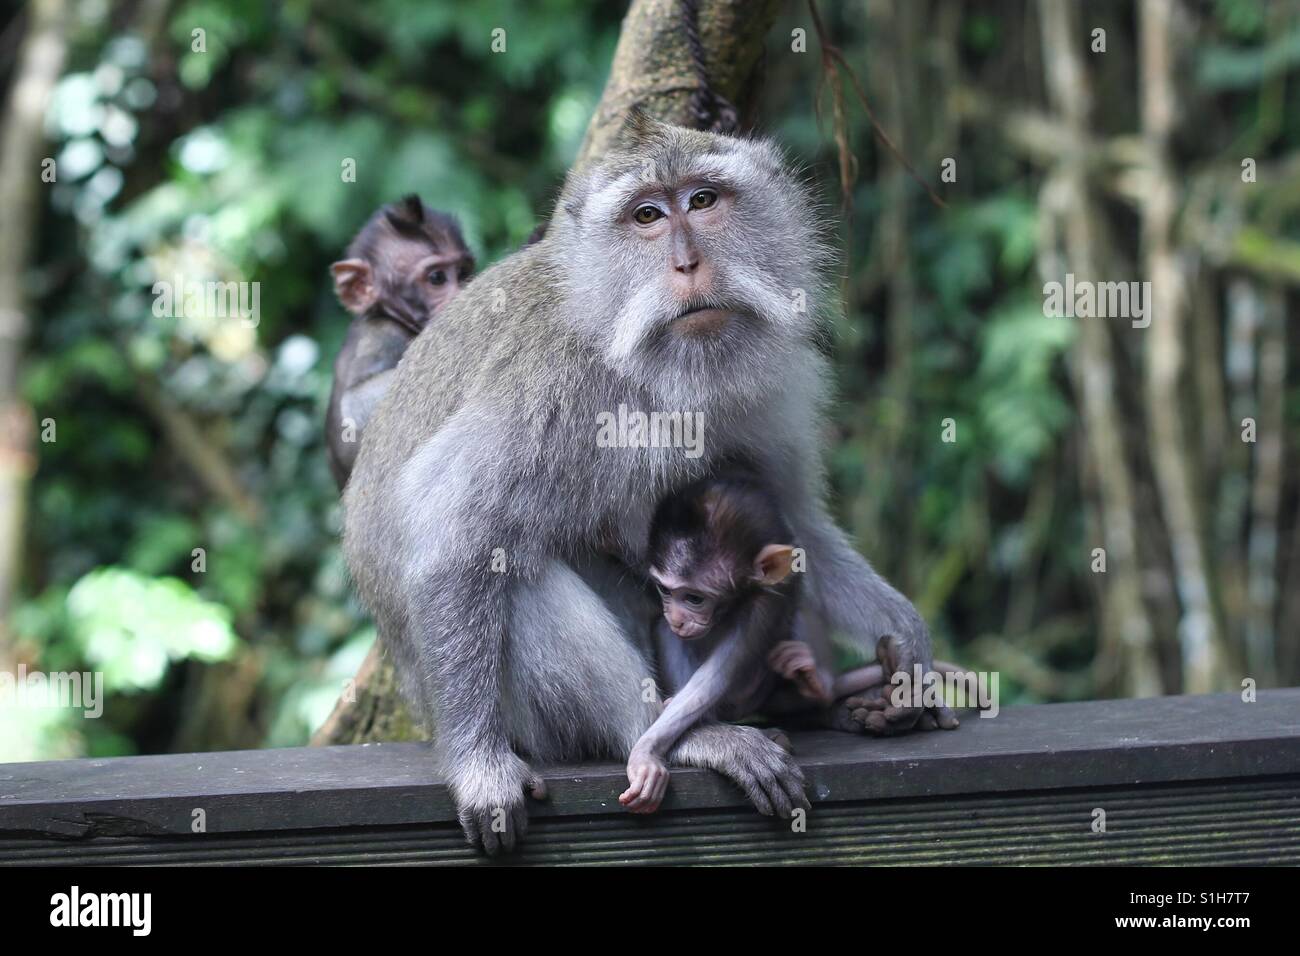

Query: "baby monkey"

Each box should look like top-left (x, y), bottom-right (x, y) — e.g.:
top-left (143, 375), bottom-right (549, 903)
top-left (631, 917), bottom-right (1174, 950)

top-left (621, 473), bottom-right (963, 813)
top-left (326, 195), bottom-right (474, 488)
top-left (621, 474), bottom-right (811, 814)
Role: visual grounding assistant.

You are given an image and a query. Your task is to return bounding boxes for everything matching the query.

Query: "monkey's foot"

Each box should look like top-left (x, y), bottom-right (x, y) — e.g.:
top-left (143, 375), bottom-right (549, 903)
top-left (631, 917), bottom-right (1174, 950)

top-left (450, 751), bottom-right (547, 855)
top-left (767, 641), bottom-right (831, 703)
top-left (828, 682), bottom-right (959, 735)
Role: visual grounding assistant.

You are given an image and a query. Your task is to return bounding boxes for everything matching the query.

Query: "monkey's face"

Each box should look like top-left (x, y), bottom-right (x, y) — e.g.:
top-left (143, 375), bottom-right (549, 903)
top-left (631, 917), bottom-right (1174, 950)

top-left (558, 121), bottom-right (830, 402)
top-left (651, 572), bottom-right (724, 640)
top-left (388, 236), bottom-right (475, 325)
top-left (334, 198), bottom-right (475, 329)
top-left (649, 540), bottom-right (795, 641)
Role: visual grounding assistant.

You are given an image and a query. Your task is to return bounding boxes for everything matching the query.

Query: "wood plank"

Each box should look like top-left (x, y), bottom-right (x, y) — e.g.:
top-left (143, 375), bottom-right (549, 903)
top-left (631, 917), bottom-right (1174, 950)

top-left (1, 690), bottom-right (1297, 840)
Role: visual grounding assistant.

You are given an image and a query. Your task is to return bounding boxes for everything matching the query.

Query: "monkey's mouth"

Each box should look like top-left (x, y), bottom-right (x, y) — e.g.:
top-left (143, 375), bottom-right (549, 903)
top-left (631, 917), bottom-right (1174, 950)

top-left (670, 306), bottom-right (746, 337)
top-left (671, 622), bottom-right (711, 640)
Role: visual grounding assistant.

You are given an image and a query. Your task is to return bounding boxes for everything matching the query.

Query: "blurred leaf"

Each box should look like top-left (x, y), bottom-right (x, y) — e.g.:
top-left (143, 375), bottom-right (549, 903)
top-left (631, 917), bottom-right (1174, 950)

top-left (66, 567), bottom-right (240, 692)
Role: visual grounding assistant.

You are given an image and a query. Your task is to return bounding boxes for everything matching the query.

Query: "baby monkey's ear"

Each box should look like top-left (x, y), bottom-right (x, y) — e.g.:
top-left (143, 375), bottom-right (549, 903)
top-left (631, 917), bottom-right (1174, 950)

top-left (753, 544), bottom-right (795, 586)
top-left (331, 259), bottom-right (377, 315)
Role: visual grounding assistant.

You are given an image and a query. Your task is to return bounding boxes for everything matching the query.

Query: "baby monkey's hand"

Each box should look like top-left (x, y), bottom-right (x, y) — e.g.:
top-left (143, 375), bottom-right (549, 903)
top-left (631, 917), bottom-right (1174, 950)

top-left (620, 747), bottom-right (670, 814)
top-left (768, 640), bottom-right (832, 703)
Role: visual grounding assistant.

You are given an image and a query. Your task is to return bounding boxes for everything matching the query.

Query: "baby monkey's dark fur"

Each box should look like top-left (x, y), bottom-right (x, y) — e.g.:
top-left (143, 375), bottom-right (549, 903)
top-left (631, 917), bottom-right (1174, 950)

top-left (622, 473), bottom-right (808, 814)
top-left (647, 473), bottom-right (799, 644)
top-left (326, 195), bottom-right (473, 488)
top-left (624, 472), bottom-right (967, 814)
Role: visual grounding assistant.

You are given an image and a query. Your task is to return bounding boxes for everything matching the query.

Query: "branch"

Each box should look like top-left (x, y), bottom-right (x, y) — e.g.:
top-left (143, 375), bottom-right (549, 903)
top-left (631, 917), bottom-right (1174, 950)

top-left (575, 0), bottom-right (782, 167)
top-left (808, 0), bottom-right (946, 209)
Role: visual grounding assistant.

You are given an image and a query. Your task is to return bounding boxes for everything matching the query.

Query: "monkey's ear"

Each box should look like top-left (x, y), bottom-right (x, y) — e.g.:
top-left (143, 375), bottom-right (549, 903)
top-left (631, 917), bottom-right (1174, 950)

top-left (753, 544), bottom-right (795, 586)
top-left (331, 258), bottom-right (377, 315)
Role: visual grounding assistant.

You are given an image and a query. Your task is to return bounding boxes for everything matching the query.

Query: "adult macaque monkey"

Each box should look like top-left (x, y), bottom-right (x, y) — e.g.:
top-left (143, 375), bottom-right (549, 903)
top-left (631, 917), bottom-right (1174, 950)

top-left (344, 113), bottom-right (948, 855)
top-left (326, 195), bottom-right (474, 488)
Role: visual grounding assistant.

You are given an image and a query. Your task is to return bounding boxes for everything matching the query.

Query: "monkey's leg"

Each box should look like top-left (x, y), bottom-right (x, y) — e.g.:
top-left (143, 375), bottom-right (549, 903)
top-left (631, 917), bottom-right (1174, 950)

top-left (511, 561), bottom-right (807, 818)
top-left (831, 661), bottom-right (970, 734)
top-left (831, 663), bottom-right (887, 698)
top-left (830, 659), bottom-right (966, 698)
top-left (504, 559), bottom-right (661, 763)
top-left (795, 512), bottom-right (958, 734)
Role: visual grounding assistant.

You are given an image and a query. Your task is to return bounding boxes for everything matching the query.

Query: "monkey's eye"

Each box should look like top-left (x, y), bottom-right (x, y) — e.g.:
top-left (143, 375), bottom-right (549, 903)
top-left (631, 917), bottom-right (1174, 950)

top-left (458, 266), bottom-right (472, 282)
top-left (689, 189), bottom-right (718, 210)
top-left (428, 269), bottom-right (448, 286)
top-left (654, 582), bottom-right (669, 597)
top-left (684, 593), bottom-right (705, 607)
top-left (633, 204), bottom-right (663, 225)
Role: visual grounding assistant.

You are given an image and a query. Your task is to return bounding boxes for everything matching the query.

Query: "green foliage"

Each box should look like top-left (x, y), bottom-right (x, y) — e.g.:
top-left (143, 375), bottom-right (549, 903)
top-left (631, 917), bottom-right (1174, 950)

top-left (1198, 29), bottom-right (1300, 90)
top-left (975, 303), bottom-right (1075, 485)
top-left (66, 568), bottom-right (239, 692)
top-left (12, 0), bottom-right (1294, 759)
top-left (14, 0), bottom-right (623, 759)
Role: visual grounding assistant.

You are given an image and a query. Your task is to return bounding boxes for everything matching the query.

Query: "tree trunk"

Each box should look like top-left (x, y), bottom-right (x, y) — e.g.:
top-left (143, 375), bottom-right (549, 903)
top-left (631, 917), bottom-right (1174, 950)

top-left (1137, 0), bottom-right (1227, 692)
top-left (0, 0), bottom-right (70, 659)
top-left (313, 0), bottom-right (783, 746)
top-left (1037, 0), bottom-right (1164, 696)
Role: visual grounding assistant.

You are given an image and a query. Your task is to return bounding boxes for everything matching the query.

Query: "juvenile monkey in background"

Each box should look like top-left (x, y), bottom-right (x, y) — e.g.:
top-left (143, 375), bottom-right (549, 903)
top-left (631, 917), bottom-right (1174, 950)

top-left (621, 474), bottom-right (962, 813)
top-left (345, 114), bottom-right (955, 855)
top-left (326, 195), bottom-right (474, 488)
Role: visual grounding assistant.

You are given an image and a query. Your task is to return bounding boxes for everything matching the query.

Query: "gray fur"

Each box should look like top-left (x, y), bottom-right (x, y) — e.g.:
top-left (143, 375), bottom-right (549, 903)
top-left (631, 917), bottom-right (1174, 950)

top-left (343, 119), bottom-right (934, 853)
top-left (326, 318), bottom-right (411, 488)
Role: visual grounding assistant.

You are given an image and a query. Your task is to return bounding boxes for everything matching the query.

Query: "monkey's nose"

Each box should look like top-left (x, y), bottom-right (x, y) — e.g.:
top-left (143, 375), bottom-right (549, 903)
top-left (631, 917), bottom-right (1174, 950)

top-left (673, 253), bottom-right (700, 274)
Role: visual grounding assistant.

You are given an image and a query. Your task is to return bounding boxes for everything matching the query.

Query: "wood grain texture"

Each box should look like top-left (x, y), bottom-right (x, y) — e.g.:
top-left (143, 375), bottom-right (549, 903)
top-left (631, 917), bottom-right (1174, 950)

top-left (6, 778), bottom-right (1298, 865)
top-left (3, 691), bottom-right (1298, 860)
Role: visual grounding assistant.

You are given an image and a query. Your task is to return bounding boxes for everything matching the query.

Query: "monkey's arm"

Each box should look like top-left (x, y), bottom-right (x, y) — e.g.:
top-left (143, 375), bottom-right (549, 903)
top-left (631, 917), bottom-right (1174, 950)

top-left (395, 414), bottom-right (549, 853)
top-left (338, 368), bottom-right (396, 432)
top-left (621, 600), bottom-right (805, 816)
top-left (327, 368), bottom-right (399, 489)
top-left (327, 320), bottom-right (412, 488)
top-left (791, 507), bottom-right (958, 735)
top-left (335, 319), bottom-right (412, 431)
top-left (749, 413), bottom-right (949, 734)
top-left (767, 640), bottom-right (833, 703)
top-left (637, 627), bottom-right (753, 755)
top-left (768, 601), bottom-right (839, 705)
top-left (424, 555), bottom-right (545, 852)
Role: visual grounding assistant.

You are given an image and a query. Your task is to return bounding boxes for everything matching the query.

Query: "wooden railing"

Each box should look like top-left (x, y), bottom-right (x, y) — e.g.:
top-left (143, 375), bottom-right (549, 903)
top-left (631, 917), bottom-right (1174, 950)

top-left (2, 690), bottom-right (1298, 865)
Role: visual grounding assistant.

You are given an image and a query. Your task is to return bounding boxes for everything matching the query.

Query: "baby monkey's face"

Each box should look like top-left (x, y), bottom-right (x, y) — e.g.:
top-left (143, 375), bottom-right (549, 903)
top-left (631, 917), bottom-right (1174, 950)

top-left (649, 542), bottom-right (796, 641)
top-left (650, 572), bottom-right (725, 640)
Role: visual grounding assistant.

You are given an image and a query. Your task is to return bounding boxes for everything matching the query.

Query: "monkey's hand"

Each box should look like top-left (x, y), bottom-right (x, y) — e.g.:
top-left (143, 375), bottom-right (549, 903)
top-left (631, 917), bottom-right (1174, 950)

top-left (620, 746), bottom-right (670, 814)
top-left (767, 640), bottom-right (831, 703)
top-left (449, 750), bottom-right (548, 855)
top-left (835, 634), bottom-right (959, 735)
top-left (672, 723), bottom-right (810, 818)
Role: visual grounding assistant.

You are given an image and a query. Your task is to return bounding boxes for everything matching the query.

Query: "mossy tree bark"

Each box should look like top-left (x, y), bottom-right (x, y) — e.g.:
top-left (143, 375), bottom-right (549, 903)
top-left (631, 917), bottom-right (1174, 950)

top-left (312, 0), bottom-right (784, 746)
top-left (0, 0), bottom-right (70, 662)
